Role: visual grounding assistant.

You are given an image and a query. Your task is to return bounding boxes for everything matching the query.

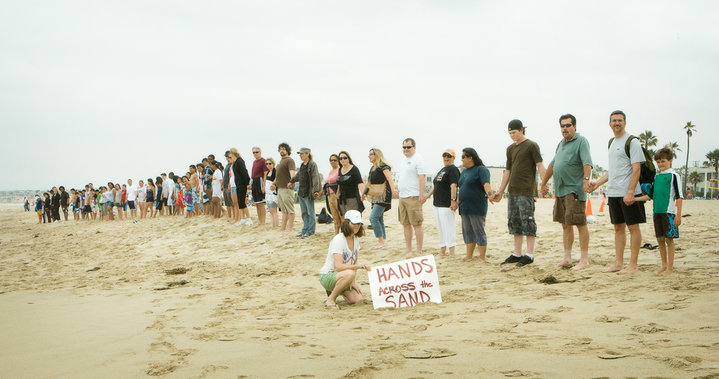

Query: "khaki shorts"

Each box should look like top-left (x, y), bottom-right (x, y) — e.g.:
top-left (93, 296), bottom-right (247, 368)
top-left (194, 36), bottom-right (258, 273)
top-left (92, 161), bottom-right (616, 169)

top-left (553, 193), bottom-right (587, 226)
top-left (398, 197), bottom-right (423, 226)
top-left (277, 188), bottom-right (295, 214)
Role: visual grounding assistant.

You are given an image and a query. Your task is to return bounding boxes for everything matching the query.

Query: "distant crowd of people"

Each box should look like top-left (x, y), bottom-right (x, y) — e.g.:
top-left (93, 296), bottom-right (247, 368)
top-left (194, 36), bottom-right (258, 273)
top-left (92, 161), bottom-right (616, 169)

top-left (32, 110), bottom-right (685, 311)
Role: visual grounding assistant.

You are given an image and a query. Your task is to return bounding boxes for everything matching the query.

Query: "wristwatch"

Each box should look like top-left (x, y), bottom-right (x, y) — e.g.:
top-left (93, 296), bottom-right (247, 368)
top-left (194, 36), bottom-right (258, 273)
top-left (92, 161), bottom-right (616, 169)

top-left (451, 198), bottom-right (457, 201)
top-left (584, 177), bottom-right (590, 180)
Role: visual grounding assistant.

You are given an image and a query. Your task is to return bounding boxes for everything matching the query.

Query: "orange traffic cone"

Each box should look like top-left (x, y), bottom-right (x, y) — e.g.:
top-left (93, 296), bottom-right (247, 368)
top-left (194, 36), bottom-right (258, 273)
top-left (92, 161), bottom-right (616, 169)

top-left (598, 195), bottom-right (605, 213)
top-left (585, 198), bottom-right (593, 216)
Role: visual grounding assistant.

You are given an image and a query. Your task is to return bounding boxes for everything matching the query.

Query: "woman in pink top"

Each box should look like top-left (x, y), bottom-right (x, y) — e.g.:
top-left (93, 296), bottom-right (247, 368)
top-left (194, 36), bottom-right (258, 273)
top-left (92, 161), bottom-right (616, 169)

top-left (321, 154), bottom-right (342, 234)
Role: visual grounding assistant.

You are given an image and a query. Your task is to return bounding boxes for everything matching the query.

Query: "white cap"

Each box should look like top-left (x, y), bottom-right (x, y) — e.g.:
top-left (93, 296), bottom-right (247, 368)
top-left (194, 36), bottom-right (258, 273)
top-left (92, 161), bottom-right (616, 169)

top-left (344, 210), bottom-right (363, 224)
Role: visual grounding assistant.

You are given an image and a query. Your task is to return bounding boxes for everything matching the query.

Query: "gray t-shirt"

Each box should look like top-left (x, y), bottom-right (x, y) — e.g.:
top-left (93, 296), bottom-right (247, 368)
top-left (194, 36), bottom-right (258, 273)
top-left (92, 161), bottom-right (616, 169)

top-left (608, 133), bottom-right (645, 197)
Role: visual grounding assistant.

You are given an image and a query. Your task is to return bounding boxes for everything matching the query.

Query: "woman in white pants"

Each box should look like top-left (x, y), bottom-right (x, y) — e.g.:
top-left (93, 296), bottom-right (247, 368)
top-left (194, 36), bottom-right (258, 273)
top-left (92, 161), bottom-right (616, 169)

top-left (426, 149), bottom-right (460, 256)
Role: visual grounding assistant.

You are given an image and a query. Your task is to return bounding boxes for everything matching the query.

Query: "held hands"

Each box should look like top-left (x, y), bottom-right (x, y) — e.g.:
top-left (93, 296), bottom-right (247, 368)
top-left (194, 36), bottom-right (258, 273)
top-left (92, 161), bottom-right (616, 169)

top-left (419, 194), bottom-right (427, 204)
top-left (270, 183), bottom-right (276, 191)
top-left (450, 200), bottom-right (458, 211)
top-left (392, 189), bottom-right (399, 199)
top-left (540, 184), bottom-right (549, 198)
top-left (287, 182), bottom-right (293, 189)
top-left (361, 194), bottom-right (367, 202)
top-left (313, 191), bottom-right (321, 200)
top-left (623, 193), bottom-right (635, 206)
top-left (586, 181), bottom-right (598, 193)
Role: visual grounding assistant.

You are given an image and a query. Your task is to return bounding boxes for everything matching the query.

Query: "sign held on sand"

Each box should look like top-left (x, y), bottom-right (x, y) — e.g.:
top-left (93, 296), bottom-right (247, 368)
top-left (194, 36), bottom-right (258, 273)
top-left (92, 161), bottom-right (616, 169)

top-left (368, 255), bottom-right (442, 309)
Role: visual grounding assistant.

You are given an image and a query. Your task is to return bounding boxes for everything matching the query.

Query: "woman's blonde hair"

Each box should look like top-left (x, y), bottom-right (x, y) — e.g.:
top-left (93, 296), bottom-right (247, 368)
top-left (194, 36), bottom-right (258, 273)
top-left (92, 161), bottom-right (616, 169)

top-left (230, 147), bottom-right (240, 158)
top-left (370, 148), bottom-right (391, 169)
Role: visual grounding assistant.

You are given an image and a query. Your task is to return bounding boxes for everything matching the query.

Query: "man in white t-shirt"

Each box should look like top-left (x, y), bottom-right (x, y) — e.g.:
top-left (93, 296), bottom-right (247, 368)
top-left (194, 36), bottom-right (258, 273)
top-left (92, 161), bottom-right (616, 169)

top-left (126, 179), bottom-right (138, 219)
top-left (589, 110), bottom-right (646, 274)
top-left (393, 137), bottom-right (428, 254)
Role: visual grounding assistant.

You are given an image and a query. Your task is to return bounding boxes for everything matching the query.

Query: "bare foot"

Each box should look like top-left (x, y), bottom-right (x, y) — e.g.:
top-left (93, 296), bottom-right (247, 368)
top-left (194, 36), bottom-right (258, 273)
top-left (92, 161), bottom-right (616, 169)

top-left (658, 267), bottom-right (667, 274)
top-left (571, 260), bottom-right (590, 271)
top-left (324, 300), bottom-right (339, 310)
top-left (617, 265), bottom-right (638, 275)
top-left (556, 260), bottom-right (572, 268)
top-left (603, 264), bottom-right (623, 273)
top-left (477, 258), bottom-right (486, 263)
top-left (661, 269), bottom-right (673, 275)
top-left (462, 256), bottom-right (474, 262)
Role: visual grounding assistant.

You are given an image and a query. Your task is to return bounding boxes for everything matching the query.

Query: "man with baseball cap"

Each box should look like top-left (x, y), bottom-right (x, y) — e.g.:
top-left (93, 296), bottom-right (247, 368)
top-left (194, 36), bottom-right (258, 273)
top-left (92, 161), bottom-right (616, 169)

top-left (492, 119), bottom-right (546, 267)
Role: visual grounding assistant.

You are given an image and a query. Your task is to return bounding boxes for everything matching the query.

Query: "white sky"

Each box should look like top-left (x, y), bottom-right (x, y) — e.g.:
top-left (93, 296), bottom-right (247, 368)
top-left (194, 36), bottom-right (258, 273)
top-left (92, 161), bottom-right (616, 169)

top-left (1, 1), bottom-right (717, 190)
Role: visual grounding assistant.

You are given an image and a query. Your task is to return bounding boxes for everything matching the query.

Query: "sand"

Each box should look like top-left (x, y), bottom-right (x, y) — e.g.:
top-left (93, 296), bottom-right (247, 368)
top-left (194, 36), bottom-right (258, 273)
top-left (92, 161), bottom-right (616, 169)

top-left (1, 199), bottom-right (718, 378)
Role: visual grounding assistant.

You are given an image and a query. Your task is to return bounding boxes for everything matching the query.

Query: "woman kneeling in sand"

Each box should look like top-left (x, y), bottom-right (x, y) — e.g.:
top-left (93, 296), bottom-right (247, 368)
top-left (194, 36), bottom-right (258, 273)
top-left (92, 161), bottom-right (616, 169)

top-left (319, 210), bottom-right (371, 309)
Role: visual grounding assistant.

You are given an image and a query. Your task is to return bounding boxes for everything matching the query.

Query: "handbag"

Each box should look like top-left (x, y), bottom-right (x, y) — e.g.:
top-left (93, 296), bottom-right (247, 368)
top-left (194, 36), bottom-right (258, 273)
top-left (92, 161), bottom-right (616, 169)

top-left (367, 183), bottom-right (385, 197)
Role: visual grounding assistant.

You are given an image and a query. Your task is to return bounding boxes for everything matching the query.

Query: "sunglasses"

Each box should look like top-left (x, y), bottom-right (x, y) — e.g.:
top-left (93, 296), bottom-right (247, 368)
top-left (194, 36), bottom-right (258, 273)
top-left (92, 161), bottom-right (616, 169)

top-left (560, 123), bottom-right (573, 128)
top-left (265, 162), bottom-right (273, 166)
top-left (339, 156), bottom-right (349, 160)
top-left (252, 151), bottom-right (260, 154)
top-left (402, 146), bottom-right (413, 149)
top-left (329, 159), bottom-right (338, 162)
top-left (442, 153), bottom-right (453, 158)
top-left (461, 155), bottom-right (468, 159)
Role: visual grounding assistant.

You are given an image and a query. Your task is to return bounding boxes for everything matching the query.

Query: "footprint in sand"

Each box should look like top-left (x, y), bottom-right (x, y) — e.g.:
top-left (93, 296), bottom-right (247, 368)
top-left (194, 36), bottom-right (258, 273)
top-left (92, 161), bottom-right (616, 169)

top-left (595, 314), bottom-right (627, 323)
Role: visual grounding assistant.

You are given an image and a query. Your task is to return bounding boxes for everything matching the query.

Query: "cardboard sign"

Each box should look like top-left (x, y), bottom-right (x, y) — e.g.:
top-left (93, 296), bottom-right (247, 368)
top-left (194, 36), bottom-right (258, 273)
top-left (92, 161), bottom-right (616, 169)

top-left (368, 255), bottom-right (442, 309)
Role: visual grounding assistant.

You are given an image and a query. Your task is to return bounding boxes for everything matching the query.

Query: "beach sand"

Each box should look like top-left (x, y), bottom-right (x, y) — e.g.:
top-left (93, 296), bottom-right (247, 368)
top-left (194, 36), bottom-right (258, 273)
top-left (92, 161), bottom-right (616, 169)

top-left (1, 199), bottom-right (718, 378)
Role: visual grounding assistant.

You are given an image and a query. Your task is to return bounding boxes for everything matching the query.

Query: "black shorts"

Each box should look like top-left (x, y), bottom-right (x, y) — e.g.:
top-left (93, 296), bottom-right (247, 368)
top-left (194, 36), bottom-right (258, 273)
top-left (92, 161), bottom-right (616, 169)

top-left (237, 186), bottom-right (248, 209)
top-left (608, 196), bottom-right (646, 226)
top-left (128, 201), bottom-right (136, 210)
top-left (251, 178), bottom-right (265, 202)
top-left (83, 205), bottom-right (91, 213)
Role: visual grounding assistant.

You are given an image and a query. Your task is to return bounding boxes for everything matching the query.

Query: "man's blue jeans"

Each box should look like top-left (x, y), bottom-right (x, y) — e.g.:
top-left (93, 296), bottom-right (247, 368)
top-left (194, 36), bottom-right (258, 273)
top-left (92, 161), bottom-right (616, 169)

top-left (298, 195), bottom-right (316, 236)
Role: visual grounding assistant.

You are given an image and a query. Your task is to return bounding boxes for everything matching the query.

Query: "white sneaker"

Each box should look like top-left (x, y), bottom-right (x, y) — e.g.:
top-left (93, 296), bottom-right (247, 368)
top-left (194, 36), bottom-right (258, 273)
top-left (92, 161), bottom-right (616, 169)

top-left (236, 221), bottom-right (244, 226)
top-left (244, 218), bottom-right (253, 225)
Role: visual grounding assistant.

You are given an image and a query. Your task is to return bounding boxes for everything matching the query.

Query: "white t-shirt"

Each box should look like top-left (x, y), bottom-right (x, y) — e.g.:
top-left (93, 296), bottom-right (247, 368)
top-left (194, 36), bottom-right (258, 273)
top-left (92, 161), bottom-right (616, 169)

top-left (608, 133), bottom-right (645, 197)
top-left (398, 152), bottom-right (427, 198)
top-left (212, 170), bottom-right (223, 198)
top-left (319, 233), bottom-right (359, 274)
top-left (162, 179), bottom-right (172, 198)
top-left (126, 184), bottom-right (138, 201)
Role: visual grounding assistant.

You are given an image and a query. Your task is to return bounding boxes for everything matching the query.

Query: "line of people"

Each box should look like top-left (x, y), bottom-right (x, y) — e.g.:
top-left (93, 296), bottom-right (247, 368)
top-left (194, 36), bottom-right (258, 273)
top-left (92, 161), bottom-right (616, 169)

top-left (34, 110), bottom-right (682, 278)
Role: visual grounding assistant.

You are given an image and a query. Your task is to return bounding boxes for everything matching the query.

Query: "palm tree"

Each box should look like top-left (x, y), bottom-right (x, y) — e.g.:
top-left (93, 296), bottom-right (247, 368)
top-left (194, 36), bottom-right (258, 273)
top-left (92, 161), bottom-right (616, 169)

top-left (638, 130), bottom-right (658, 149)
top-left (664, 141), bottom-right (681, 159)
top-left (683, 121), bottom-right (697, 194)
top-left (688, 171), bottom-right (701, 196)
top-left (705, 149), bottom-right (719, 199)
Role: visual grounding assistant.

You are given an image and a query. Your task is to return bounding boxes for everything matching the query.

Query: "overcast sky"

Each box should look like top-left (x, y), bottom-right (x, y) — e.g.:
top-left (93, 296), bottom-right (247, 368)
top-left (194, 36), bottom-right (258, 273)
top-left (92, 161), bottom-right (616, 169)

top-left (1, 1), bottom-right (717, 190)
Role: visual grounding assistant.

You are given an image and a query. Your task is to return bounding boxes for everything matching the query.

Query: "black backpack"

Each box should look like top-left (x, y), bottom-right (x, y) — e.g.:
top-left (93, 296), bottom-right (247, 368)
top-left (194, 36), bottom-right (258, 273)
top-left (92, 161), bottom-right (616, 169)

top-left (608, 135), bottom-right (656, 184)
top-left (317, 207), bottom-right (333, 224)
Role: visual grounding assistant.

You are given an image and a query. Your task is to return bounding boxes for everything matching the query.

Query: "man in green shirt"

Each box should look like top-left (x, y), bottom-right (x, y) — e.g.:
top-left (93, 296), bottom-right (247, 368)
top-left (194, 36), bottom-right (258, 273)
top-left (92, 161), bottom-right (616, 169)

top-left (540, 114), bottom-right (593, 271)
top-left (492, 119), bottom-right (546, 267)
